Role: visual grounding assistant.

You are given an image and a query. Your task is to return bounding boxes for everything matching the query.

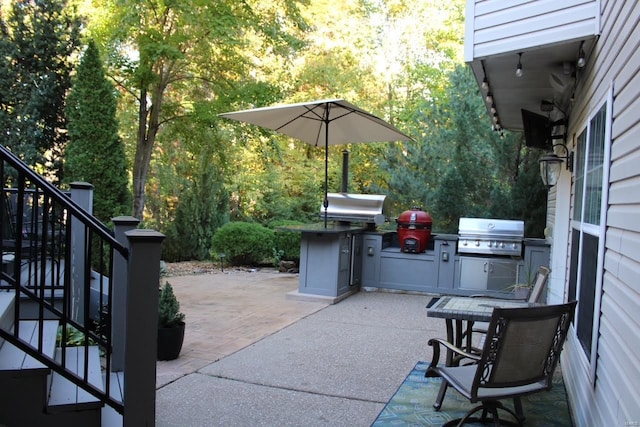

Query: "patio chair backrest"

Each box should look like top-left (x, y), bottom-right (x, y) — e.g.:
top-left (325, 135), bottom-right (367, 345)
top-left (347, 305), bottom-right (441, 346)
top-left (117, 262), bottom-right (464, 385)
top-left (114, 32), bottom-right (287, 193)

top-left (471, 301), bottom-right (576, 398)
top-left (527, 266), bottom-right (551, 303)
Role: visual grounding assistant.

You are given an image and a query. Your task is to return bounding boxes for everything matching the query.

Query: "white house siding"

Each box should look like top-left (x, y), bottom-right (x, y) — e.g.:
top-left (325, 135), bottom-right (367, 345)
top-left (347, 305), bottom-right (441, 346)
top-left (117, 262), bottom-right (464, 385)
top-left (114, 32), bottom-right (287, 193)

top-left (560, 0), bottom-right (640, 425)
top-left (464, 0), bottom-right (599, 61)
top-left (547, 181), bottom-right (572, 305)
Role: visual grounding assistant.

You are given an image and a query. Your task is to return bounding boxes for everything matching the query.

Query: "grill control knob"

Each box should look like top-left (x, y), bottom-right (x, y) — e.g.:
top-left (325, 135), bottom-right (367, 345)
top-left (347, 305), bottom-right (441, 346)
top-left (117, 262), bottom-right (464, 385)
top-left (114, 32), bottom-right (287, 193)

top-left (500, 242), bottom-right (505, 248)
top-left (474, 240), bottom-right (480, 247)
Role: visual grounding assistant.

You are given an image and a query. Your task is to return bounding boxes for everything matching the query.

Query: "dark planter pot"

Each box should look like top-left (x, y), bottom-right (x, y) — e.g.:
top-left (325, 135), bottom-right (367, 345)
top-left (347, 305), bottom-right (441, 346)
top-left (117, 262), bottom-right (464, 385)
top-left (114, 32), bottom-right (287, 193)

top-left (157, 322), bottom-right (185, 361)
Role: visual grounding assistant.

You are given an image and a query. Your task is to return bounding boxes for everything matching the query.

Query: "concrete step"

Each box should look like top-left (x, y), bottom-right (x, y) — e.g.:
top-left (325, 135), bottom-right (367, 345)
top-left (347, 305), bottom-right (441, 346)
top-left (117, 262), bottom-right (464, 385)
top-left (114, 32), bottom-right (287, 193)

top-left (48, 345), bottom-right (104, 413)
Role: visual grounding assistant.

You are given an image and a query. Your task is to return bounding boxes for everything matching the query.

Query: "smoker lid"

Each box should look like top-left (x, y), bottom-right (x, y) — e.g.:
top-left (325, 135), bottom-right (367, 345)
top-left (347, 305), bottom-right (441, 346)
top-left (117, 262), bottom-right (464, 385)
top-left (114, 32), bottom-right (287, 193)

top-left (458, 217), bottom-right (524, 239)
top-left (397, 207), bottom-right (432, 225)
top-left (322, 193), bottom-right (387, 225)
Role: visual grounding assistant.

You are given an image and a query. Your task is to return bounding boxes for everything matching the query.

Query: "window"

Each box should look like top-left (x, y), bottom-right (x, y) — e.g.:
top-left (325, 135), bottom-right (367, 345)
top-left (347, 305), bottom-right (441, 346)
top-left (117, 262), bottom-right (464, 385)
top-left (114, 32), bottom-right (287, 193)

top-left (569, 102), bottom-right (609, 366)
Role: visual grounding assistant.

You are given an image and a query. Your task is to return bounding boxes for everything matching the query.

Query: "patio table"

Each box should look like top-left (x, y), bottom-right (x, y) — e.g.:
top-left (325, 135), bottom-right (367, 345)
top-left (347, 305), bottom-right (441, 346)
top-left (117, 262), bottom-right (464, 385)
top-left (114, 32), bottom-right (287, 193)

top-left (425, 295), bottom-right (533, 409)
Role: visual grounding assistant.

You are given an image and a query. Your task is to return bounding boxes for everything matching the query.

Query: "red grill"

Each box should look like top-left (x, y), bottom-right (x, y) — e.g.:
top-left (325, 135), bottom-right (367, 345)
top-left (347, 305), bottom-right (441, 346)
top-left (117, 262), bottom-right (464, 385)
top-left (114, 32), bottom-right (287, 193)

top-left (396, 207), bottom-right (432, 253)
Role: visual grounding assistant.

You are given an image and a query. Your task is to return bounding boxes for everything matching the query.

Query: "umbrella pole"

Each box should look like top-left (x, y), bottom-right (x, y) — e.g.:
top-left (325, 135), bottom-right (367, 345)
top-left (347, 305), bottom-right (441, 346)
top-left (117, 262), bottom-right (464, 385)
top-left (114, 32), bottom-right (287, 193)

top-left (323, 114), bottom-right (329, 228)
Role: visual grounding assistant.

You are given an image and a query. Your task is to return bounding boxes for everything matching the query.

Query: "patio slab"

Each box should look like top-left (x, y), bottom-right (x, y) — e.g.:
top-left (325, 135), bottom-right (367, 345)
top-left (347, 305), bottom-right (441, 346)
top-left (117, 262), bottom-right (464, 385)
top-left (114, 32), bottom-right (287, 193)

top-left (155, 268), bottom-right (446, 426)
top-left (156, 269), bottom-right (328, 387)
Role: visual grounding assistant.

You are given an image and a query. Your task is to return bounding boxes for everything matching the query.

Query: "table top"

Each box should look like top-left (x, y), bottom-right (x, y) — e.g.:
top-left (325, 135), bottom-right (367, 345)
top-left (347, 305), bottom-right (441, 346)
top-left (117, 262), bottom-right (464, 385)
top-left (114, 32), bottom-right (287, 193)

top-left (426, 296), bottom-right (532, 322)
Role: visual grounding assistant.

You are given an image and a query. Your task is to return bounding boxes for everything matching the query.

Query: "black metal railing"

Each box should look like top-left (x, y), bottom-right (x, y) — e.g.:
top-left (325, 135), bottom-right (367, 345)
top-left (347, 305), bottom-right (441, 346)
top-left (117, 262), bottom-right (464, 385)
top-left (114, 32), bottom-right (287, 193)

top-left (0, 145), bottom-right (128, 414)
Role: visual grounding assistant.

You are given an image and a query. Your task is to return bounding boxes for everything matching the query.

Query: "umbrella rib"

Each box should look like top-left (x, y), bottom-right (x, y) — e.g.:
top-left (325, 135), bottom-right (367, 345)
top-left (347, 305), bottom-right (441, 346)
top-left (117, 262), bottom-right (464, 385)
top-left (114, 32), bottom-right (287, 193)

top-left (273, 104), bottom-right (328, 147)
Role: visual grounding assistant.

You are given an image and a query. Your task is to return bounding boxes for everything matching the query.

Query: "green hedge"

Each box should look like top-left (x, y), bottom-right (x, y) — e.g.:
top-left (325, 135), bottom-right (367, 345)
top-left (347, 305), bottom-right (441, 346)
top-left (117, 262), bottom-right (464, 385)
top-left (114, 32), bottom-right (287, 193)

top-left (269, 220), bottom-right (303, 264)
top-left (211, 222), bottom-right (275, 266)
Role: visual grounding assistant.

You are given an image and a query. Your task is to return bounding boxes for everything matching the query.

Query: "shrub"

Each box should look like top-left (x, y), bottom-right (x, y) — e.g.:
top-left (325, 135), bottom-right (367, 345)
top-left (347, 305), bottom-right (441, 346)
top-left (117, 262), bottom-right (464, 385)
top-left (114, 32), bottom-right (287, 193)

top-left (211, 222), bottom-right (275, 266)
top-left (158, 282), bottom-right (185, 328)
top-left (269, 220), bottom-right (303, 264)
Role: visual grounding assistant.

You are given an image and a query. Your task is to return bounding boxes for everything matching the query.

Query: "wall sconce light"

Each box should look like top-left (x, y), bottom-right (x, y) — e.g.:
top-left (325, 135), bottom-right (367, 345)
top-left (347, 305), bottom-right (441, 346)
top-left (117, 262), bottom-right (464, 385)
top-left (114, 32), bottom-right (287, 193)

top-left (539, 143), bottom-right (574, 188)
top-left (577, 41), bottom-right (586, 68)
top-left (516, 53), bottom-right (524, 77)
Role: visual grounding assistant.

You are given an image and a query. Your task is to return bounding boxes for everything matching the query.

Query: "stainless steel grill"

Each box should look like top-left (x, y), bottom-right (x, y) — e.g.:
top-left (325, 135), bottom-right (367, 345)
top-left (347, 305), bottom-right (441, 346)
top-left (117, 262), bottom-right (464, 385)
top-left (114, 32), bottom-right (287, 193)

top-left (457, 217), bottom-right (524, 256)
top-left (321, 193), bottom-right (387, 226)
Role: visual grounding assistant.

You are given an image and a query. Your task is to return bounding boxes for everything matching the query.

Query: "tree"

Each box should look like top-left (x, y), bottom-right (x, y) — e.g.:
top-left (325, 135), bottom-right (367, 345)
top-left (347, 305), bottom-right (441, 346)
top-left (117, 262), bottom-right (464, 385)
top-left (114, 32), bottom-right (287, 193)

top-left (91, 0), bottom-right (309, 219)
top-left (65, 40), bottom-right (131, 224)
top-left (382, 64), bottom-right (546, 235)
top-left (159, 126), bottom-right (230, 261)
top-left (0, 0), bottom-right (81, 181)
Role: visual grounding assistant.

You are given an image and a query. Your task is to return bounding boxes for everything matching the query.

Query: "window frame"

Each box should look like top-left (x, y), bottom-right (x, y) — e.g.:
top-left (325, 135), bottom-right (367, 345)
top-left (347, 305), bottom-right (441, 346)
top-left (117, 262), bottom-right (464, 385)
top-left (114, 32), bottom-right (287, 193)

top-left (568, 89), bottom-right (612, 383)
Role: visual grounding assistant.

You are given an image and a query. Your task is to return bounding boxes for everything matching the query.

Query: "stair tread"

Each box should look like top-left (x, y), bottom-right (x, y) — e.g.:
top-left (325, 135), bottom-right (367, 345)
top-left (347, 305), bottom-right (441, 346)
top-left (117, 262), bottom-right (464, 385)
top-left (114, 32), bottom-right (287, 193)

top-left (101, 372), bottom-right (124, 427)
top-left (0, 291), bottom-right (15, 335)
top-left (0, 319), bottom-right (58, 373)
top-left (48, 345), bottom-right (104, 410)
top-left (0, 291), bottom-right (14, 312)
top-left (105, 371), bottom-right (124, 402)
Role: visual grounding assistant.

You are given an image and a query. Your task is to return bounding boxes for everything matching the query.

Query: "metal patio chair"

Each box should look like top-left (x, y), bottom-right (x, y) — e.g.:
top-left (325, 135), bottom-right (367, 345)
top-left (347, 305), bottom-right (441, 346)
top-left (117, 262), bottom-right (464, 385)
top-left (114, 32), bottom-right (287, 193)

top-left (426, 301), bottom-right (576, 426)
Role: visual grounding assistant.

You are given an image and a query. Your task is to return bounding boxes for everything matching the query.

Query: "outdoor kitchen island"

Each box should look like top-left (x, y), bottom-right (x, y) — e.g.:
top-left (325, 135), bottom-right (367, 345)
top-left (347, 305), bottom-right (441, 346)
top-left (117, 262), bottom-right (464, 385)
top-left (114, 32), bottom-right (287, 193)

top-left (360, 230), bottom-right (550, 297)
top-left (284, 192), bottom-right (550, 301)
top-left (285, 222), bottom-right (366, 303)
top-left (287, 225), bottom-right (550, 303)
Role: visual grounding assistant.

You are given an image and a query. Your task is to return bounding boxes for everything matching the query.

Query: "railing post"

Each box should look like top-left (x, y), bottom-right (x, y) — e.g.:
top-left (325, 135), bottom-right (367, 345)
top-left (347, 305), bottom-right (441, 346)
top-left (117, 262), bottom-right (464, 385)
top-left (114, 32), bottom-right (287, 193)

top-left (111, 216), bottom-right (140, 372)
top-left (123, 229), bottom-right (164, 427)
top-left (70, 182), bottom-right (93, 325)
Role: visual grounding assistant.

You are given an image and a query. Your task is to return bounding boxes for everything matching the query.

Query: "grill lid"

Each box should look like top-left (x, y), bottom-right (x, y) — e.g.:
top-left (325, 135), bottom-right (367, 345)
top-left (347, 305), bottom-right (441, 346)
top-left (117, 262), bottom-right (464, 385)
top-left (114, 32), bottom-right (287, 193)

top-left (321, 193), bottom-right (387, 225)
top-left (457, 217), bottom-right (524, 256)
top-left (458, 217), bottom-right (524, 240)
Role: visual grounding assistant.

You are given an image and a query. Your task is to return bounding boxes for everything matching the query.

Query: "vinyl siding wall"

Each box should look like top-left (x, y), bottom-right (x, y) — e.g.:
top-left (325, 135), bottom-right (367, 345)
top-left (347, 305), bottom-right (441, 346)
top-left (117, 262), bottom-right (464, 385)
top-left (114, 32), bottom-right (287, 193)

top-left (560, 0), bottom-right (640, 425)
top-left (464, 0), bottom-right (600, 61)
top-left (546, 183), bottom-right (572, 306)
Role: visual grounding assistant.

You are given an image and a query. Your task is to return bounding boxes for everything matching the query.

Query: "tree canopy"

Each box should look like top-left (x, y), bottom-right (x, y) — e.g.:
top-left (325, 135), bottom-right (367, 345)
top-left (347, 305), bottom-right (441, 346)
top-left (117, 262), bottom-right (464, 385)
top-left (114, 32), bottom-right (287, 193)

top-left (2, 0), bottom-right (547, 261)
top-left (0, 0), bottom-right (82, 181)
top-left (65, 39), bottom-right (131, 224)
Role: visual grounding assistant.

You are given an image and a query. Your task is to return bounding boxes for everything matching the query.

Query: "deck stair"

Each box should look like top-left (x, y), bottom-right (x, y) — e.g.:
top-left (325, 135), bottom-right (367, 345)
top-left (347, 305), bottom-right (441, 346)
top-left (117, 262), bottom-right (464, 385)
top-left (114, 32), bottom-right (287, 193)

top-left (0, 291), bottom-right (107, 426)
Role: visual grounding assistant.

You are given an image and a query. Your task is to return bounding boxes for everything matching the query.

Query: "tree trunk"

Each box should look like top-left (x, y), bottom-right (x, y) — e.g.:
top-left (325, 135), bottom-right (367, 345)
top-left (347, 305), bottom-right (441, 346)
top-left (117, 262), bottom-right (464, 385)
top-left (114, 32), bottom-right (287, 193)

top-left (132, 80), bottom-right (165, 220)
top-left (132, 86), bottom-right (148, 219)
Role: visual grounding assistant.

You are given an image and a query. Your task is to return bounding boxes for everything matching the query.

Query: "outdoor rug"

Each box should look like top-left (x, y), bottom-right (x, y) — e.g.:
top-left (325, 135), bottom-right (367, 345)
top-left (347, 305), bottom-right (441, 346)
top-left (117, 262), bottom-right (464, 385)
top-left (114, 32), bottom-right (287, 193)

top-left (372, 361), bottom-right (572, 426)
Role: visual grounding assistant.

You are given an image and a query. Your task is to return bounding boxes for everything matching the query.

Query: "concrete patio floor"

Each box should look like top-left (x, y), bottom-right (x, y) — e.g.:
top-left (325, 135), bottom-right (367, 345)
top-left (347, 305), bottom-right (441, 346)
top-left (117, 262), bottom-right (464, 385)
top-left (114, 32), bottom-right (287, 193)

top-left (156, 268), bottom-right (328, 388)
top-left (154, 268), bottom-right (444, 426)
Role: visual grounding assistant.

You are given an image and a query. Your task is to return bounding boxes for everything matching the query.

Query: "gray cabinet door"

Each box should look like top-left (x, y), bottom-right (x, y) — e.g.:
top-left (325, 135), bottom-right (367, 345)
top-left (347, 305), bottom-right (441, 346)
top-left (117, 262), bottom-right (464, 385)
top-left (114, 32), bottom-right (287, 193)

top-left (337, 234), bottom-right (352, 295)
top-left (459, 257), bottom-right (519, 291)
top-left (486, 259), bottom-right (519, 291)
top-left (459, 257), bottom-right (489, 290)
top-left (350, 234), bottom-right (363, 286)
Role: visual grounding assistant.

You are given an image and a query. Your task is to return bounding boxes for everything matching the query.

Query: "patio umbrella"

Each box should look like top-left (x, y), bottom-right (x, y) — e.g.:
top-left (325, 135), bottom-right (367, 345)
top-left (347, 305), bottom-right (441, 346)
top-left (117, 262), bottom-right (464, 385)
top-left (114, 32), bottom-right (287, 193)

top-left (219, 99), bottom-right (412, 227)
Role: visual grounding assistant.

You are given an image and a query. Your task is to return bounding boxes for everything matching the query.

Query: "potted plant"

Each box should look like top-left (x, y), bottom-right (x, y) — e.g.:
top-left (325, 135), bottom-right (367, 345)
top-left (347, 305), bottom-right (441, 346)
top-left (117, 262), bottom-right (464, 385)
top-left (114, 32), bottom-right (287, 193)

top-left (157, 281), bottom-right (186, 361)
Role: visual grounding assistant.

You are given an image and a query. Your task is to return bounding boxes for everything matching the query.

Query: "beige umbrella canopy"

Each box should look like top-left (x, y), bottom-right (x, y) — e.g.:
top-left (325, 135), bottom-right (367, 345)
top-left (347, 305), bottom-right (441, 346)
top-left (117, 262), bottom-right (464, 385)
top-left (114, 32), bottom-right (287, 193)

top-left (219, 98), bottom-right (412, 227)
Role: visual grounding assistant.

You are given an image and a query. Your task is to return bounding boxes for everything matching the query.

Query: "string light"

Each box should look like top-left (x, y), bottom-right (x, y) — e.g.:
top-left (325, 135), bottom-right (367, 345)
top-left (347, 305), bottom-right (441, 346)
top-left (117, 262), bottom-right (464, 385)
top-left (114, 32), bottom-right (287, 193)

top-left (485, 92), bottom-right (493, 104)
top-left (516, 53), bottom-right (524, 78)
top-left (577, 41), bottom-right (586, 68)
